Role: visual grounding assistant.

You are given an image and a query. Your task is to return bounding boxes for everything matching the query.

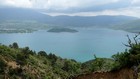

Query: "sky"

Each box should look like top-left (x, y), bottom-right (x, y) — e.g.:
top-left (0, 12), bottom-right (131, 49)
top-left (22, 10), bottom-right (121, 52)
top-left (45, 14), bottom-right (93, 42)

top-left (0, 0), bottom-right (140, 17)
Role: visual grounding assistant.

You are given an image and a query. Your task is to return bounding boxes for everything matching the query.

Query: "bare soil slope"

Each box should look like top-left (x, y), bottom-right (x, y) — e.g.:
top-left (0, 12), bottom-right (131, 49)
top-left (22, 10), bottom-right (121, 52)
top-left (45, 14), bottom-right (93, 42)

top-left (73, 68), bottom-right (137, 79)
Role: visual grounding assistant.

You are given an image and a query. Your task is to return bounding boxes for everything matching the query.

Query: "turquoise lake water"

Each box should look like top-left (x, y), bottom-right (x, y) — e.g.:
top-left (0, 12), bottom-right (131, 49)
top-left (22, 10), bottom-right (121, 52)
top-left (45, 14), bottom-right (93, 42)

top-left (0, 28), bottom-right (134, 62)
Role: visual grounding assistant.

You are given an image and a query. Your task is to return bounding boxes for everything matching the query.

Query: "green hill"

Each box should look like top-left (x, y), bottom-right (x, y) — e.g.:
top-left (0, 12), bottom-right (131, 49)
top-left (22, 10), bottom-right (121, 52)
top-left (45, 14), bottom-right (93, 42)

top-left (0, 43), bottom-right (117, 79)
top-left (82, 58), bottom-right (114, 72)
top-left (0, 43), bottom-right (81, 79)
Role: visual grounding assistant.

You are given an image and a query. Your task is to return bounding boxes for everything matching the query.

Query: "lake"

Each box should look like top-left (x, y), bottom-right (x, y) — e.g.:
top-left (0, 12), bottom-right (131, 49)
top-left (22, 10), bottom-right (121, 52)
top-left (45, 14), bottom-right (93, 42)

top-left (0, 28), bottom-right (135, 62)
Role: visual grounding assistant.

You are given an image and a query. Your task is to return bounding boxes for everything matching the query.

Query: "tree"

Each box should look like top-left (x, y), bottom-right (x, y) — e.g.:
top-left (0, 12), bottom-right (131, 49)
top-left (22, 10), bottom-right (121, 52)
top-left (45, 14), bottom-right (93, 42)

top-left (112, 33), bottom-right (140, 70)
top-left (111, 51), bottom-right (131, 70)
top-left (38, 51), bottom-right (47, 57)
top-left (11, 42), bottom-right (19, 49)
top-left (62, 60), bottom-right (81, 76)
top-left (92, 56), bottom-right (105, 71)
top-left (0, 59), bottom-right (7, 73)
top-left (48, 53), bottom-right (57, 61)
top-left (124, 34), bottom-right (140, 66)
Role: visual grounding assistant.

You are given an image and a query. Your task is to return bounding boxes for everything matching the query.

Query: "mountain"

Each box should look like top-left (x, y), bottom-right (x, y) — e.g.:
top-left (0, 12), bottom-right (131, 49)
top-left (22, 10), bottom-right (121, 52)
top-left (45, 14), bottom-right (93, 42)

top-left (0, 8), bottom-right (138, 27)
top-left (0, 8), bottom-right (52, 23)
top-left (51, 15), bottom-right (137, 27)
top-left (111, 19), bottom-right (140, 32)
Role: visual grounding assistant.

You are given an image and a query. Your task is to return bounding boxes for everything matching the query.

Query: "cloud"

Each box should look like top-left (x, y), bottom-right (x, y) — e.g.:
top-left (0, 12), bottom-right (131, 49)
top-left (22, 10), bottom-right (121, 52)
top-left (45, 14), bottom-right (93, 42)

top-left (44, 6), bottom-right (140, 18)
top-left (30, 0), bottom-right (49, 9)
top-left (0, 0), bottom-right (140, 17)
top-left (0, 0), bottom-right (136, 11)
top-left (131, 0), bottom-right (140, 4)
top-left (0, 0), bottom-right (32, 8)
top-left (131, 0), bottom-right (140, 6)
top-left (45, 0), bottom-right (121, 10)
top-left (0, 0), bottom-right (122, 10)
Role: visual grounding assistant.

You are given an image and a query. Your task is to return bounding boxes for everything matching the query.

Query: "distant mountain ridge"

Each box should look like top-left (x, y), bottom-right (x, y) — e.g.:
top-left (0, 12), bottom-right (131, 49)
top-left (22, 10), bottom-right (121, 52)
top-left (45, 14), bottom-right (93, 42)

top-left (0, 8), bottom-right (138, 27)
top-left (0, 8), bottom-right (51, 22)
top-left (112, 19), bottom-right (140, 32)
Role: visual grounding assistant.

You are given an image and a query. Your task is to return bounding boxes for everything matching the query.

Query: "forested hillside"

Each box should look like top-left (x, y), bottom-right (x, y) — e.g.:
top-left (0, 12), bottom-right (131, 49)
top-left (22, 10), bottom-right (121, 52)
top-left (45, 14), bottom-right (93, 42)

top-left (0, 43), bottom-right (81, 79)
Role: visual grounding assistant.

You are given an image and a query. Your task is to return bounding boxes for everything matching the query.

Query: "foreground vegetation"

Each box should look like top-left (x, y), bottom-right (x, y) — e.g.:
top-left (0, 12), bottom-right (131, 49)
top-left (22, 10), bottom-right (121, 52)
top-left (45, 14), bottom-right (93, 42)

top-left (0, 42), bottom-right (117, 79)
top-left (1, 34), bottom-right (140, 79)
top-left (0, 43), bottom-right (82, 79)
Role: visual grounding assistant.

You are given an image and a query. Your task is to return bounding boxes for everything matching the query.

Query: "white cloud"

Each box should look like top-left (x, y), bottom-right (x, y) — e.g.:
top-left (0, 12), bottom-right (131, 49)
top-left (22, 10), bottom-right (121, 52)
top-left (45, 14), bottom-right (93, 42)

top-left (31, 0), bottom-right (49, 9)
top-left (0, 0), bottom-right (121, 10)
top-left (44, 7), bottom-right (140, 18)
top-left (1, 0), bottom-right (32, 8)
top-left (131, 0), bottom-right (140, 4)
top-left (46, 0), bottom-right (79, 10)
top-left (0, 0), bottom-right (140, 17)
top-left (131, 0), bottom-right (140, 6)
top-left (45, 0), bottom-right (121, 10)
top-left (100, 7), bottom-right (140, 18)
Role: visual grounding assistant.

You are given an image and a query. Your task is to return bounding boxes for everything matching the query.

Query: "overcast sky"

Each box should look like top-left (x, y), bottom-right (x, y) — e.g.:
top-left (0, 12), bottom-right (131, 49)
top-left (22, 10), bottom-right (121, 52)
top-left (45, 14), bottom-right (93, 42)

top-left (0, 0), bottom-right (140, 17)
